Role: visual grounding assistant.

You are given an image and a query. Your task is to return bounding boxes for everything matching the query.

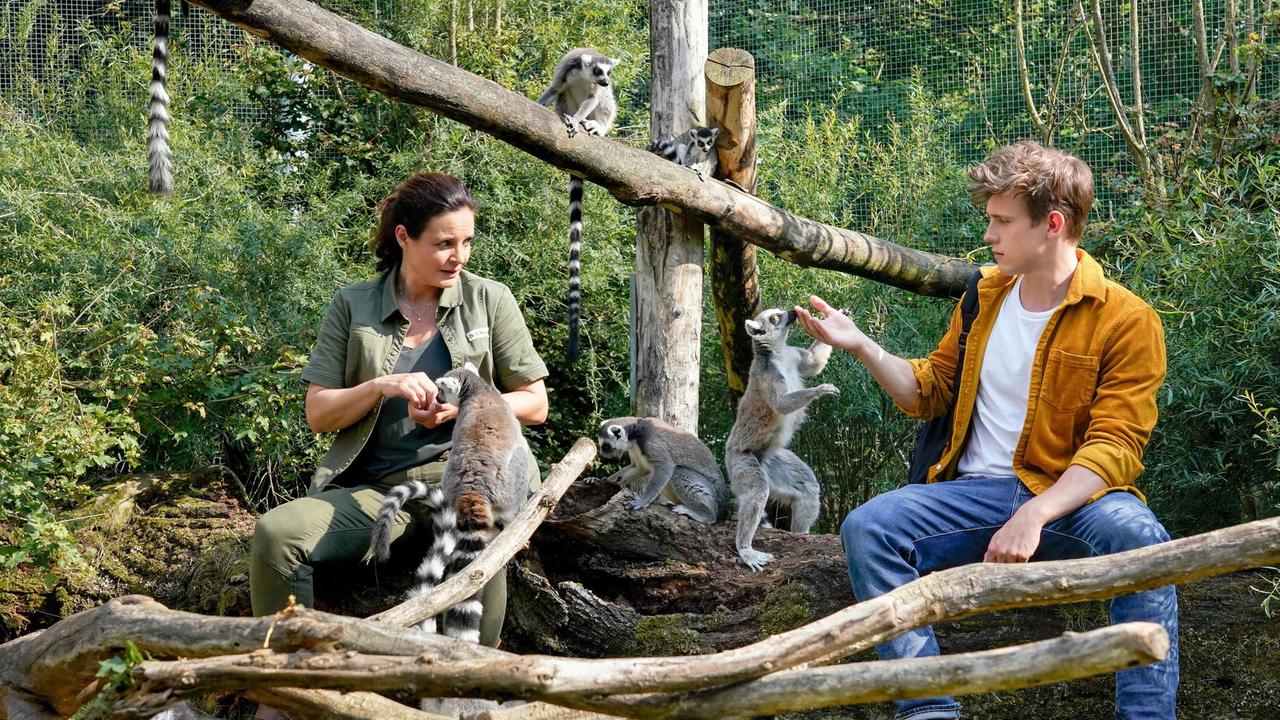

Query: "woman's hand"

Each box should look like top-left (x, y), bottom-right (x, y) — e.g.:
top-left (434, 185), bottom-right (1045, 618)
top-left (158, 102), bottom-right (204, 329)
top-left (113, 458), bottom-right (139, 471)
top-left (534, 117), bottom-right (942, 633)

top-left (374, 372), bottom-right (439, 409)
top-left (409, 400), bottom-right (459, 428)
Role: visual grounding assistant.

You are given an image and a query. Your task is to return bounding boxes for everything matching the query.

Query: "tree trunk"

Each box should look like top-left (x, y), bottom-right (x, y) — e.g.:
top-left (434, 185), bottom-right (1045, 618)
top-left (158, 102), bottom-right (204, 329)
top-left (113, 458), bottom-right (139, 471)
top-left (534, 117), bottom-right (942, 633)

top-left (631, 0), bottom-right (708, 432)
top-left (182, 0), bottom-right (974, 299)
top-left (705, 48), bottom-right (761, 398)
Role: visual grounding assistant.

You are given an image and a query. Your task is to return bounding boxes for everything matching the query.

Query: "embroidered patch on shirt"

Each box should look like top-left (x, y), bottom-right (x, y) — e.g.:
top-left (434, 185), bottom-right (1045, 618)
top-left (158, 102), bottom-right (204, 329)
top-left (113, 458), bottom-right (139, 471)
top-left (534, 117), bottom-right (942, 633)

top-left (466, 327), bottom-right (490, 342)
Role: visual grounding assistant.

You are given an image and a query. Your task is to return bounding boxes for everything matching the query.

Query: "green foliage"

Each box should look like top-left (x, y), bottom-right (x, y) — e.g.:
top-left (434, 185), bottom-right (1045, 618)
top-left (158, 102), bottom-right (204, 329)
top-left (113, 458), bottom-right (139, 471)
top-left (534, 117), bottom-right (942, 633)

top-left (1, 0), bottom-right (1276, 593)
top-left (1097, 137), bottom-right (1280, 532)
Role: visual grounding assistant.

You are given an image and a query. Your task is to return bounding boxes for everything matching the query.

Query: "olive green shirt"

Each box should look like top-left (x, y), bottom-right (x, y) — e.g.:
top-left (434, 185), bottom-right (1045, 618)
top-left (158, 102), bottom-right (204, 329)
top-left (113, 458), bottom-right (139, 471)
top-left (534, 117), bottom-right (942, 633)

top-left (300, 265), bottom-right (548, 493)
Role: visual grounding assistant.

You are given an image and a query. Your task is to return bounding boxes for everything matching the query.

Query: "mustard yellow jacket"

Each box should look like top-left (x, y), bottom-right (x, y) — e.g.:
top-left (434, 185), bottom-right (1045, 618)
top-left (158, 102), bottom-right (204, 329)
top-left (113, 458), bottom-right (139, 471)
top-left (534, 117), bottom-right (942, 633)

top-left (901, 249), bottom-right (1166, 499)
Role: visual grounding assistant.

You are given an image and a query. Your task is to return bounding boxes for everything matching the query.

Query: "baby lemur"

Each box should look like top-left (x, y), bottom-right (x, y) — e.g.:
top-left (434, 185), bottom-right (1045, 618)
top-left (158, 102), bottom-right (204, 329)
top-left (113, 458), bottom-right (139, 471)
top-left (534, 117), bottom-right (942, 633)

top-left (725, 308), bottom-right (837, 571)
top-left (649, 126), bottom-right (720, 181)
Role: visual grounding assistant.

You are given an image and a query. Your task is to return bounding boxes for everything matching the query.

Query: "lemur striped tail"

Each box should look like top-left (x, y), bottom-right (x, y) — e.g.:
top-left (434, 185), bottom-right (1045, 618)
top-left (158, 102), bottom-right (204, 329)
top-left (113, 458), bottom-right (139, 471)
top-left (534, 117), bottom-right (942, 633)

top-left (565, 175), bottom-right (584, 363)
top-left (369, 480), bottom-right (446, 563)
top-left (407, 491), bottom-right (493, 642)
top-left (440, 492), bottom-right (493, 643)
top-left (148, 0), bottom-right (174, 195)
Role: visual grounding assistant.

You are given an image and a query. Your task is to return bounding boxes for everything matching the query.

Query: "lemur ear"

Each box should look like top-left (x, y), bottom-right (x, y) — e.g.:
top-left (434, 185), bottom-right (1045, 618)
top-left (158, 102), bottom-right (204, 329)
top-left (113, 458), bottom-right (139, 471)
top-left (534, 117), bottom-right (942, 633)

top-left (745, 319), bottom-right (761, 333)
top-left (608, 425), bottom-right (624, 439)
top-left (710, 127), bottom-right (721, 140)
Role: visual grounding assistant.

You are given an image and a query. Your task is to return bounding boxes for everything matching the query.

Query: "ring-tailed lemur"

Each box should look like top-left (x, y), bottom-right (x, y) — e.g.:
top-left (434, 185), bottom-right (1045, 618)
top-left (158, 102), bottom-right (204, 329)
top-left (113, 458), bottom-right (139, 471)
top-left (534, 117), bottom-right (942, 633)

top-left (536, 48), bottom-right (619, 364)
top-left (649, 126), bottom-right (720, 181)
top-left (725, 308), bottom-right (838, 571)
top-left (369, 363), bottom-right (531, 643)
top-left (149, 0), bottom-right (174, 195)
top-left (596, 416), bottom-right (729, 523)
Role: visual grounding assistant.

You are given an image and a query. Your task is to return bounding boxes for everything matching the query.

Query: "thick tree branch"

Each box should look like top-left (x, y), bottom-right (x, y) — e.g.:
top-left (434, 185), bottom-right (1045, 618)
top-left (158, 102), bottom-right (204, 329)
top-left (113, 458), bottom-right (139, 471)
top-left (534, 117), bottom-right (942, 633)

top-left (582, 623), bottom-right (1168, 718)
top-left (182, 0), bottom-right (973, 298)
top-left (369, 438), bottom-right (596, 627)
top-left (128, 624), bottom-right (1166, 719)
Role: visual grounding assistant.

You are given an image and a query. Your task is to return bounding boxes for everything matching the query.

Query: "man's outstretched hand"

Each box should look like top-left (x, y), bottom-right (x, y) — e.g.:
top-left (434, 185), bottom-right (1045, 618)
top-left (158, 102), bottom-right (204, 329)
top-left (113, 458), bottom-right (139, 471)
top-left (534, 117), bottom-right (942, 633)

top-left (794, 295), bottom-right (866, 353)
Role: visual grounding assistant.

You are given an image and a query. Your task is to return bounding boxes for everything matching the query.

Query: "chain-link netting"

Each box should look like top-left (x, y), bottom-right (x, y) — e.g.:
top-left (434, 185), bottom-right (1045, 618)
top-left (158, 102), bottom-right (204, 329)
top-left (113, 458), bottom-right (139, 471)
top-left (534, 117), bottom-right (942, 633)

top-left (1, 0), bottom-right (397, 155)
top-left (711, 0), bottom-right (1275, 256)
top-left (4, 0), bottom-right (1272, 254)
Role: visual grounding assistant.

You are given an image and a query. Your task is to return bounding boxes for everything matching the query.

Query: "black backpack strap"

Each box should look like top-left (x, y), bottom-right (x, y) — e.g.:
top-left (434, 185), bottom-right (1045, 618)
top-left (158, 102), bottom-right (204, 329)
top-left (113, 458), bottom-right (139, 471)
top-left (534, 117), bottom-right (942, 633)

top-left (950, 269), bottom-right (983, 396)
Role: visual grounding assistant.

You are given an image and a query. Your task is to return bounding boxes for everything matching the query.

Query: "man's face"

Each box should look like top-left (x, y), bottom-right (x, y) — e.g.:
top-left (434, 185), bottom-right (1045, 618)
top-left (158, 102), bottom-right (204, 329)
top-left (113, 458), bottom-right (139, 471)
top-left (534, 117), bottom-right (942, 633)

top-left (983, 190), bottom-right (1061, 276)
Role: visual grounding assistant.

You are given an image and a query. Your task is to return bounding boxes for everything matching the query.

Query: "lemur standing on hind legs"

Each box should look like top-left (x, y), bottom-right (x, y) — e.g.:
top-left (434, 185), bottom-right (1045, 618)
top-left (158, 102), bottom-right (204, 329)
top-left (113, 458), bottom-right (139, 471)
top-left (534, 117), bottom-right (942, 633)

top-left (725, 308), bottom-right (839, 571)
top-left (369, 363), bottom-right (531, 643)
top-left (536, 48), bottom-right (619, 364)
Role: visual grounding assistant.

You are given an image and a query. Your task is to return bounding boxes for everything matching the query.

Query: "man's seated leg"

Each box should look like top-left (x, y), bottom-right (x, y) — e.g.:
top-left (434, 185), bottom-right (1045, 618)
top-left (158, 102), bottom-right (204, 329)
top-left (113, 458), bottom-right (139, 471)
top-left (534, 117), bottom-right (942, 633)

top-left (1034, 491), bottom-right (1179, 720)
top-left (840, 474), bottom-right (1030, 720)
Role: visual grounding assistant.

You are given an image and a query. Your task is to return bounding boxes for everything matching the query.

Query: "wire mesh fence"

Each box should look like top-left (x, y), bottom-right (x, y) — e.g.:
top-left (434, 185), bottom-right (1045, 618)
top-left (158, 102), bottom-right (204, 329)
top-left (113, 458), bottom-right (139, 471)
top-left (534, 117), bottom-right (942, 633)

top-left (3, 0), bottom-right (1272, 245)
top-left (710, 0), bottom-right (1275, 254)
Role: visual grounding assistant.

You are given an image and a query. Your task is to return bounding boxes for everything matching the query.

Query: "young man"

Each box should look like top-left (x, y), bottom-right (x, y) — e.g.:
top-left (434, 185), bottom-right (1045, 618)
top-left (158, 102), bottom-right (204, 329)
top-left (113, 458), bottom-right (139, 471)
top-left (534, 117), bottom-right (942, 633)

top-left (795, 140), bottom-right (1178, 720)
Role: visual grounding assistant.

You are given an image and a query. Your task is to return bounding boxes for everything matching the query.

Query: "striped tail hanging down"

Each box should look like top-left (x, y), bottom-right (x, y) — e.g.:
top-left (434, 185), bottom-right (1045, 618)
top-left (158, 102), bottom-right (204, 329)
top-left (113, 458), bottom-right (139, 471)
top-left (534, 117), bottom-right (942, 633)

top-left (148, 0), bottom-right (174, 195)
top-left (565, 175), bottom-right (584, 363)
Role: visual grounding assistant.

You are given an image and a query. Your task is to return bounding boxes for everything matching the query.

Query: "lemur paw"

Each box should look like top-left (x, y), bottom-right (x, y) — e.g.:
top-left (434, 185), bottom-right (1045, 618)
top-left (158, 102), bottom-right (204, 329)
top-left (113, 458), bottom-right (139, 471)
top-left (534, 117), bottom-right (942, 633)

top-left (738, 547), bottom-right (774, 572)
top-left (694, 167), bottom-right (706, 181)
top-left (624, 495), bottom-right (651, 512)
top-left (561, 114), bottom-right (579, 137)
top-left (816, 383), bottom-right (840, 397)
top-left (581, 120), bottom-right (605, 136)
top-left (578, 475), bottom-right (604, 485)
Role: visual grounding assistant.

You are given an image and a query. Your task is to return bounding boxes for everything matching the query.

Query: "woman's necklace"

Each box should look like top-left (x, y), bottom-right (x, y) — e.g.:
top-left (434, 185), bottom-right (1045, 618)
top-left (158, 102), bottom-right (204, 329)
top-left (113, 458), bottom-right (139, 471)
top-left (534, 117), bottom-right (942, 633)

top-left (397, 281), bottom-right (437, 325)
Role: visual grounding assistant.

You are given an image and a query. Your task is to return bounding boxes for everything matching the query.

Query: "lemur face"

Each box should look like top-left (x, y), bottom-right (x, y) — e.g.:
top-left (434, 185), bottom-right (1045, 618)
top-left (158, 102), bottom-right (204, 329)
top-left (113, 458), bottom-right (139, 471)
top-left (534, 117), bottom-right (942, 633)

top-left (437, 362), bottom-right (480, 406)
top-left (437, 376), bottom-right (463, 406)
top-left (580, 54), bottom-right (616, 87)
top-left (597, 422), bottom-right (630, 460)
top-left (693, 127), bottom-right (719, 153)
top-left (743, 308), bottom-right (796, 343)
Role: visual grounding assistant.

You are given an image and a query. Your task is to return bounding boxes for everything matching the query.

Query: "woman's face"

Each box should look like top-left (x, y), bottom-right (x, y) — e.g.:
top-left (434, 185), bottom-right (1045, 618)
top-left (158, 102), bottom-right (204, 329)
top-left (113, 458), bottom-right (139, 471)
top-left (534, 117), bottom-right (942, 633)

top-left (397, 208), bottom-right (474, 289)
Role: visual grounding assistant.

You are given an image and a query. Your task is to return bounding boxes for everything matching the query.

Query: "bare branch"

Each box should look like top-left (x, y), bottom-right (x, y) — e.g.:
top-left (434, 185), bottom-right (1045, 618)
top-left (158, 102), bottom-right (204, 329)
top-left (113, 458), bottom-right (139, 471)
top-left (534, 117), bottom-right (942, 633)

top-left (242, 688), bottom-right (450, 720)
top-left (369, 438), bottom-right (596, 627)
top-left (129, 624), bottom-right (1167, 718)
top-left (590, 623), bottom-right (1169, 718)
top-left (1129, 0), bottom-right (1146, 142)
top-left (1014, 0), bottom-right (1049, 142)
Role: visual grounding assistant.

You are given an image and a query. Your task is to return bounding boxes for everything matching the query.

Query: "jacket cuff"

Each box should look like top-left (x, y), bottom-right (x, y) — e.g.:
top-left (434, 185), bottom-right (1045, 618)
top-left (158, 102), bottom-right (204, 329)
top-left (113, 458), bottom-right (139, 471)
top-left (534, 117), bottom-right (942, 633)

top-left (1071, 440), bottom-right (1145, 489)
top-left (893, 358), bottom-right (939, 420)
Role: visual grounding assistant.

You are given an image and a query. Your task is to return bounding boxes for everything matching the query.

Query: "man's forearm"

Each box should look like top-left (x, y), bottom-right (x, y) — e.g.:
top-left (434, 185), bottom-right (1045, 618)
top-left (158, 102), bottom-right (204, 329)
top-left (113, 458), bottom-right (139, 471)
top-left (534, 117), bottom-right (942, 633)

top-left (1017, 464), bottom-right (1109, 525)
top-left (851, 339), bottom-right (921, 414)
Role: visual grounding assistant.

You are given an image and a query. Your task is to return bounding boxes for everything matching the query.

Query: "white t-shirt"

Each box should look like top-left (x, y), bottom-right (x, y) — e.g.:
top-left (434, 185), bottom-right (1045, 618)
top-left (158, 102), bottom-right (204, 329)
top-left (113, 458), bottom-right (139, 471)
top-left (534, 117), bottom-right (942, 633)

top-left (956, 276), bottom-right (1058, 478)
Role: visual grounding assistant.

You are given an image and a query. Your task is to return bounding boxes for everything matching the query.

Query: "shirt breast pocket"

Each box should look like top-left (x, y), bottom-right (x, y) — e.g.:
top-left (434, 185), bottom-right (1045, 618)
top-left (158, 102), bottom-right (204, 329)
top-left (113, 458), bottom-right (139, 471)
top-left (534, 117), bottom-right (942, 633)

top-left (346, 325), bottom-right (388, 385)
top-left (1040, 349), bottom-right (1100, 412)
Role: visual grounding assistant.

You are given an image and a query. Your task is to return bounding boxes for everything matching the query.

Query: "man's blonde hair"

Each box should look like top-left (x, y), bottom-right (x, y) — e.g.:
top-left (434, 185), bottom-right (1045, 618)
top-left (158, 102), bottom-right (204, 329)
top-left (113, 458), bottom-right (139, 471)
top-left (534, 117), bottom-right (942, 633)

top-left (967, 140), bottom-right (1094, 240)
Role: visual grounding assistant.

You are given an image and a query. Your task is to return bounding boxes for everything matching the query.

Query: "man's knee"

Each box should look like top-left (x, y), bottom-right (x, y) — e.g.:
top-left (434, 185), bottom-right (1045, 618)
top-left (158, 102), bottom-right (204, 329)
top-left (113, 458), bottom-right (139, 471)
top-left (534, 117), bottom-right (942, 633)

top-left (840, 490), bottom-right (909, 554)
top-left (1093, 493), bottom-right (1171, 553)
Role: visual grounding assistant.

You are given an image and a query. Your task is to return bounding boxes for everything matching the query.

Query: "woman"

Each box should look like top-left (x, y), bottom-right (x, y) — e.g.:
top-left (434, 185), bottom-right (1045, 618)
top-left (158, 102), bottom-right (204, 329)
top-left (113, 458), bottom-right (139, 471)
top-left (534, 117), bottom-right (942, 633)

top-left (249, 172), bottom-right (549, 649)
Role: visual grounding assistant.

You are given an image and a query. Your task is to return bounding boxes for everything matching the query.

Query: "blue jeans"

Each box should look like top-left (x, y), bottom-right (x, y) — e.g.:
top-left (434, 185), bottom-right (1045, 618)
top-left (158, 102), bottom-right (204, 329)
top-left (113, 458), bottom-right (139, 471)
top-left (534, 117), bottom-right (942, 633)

top-left (840, 474), bottom-right (1179, 720)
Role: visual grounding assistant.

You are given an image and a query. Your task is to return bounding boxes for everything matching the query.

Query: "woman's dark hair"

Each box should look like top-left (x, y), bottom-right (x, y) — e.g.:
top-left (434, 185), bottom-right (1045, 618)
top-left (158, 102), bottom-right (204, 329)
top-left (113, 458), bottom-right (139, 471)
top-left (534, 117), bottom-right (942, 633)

top-left (372, 172), bottom-right (478, 273)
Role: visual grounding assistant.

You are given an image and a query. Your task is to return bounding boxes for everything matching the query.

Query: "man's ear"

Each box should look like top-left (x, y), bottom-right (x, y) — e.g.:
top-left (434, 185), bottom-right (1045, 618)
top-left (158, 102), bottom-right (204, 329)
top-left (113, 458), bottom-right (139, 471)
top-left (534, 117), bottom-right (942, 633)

top-left (1046, 209), bottom-right (1066, 238)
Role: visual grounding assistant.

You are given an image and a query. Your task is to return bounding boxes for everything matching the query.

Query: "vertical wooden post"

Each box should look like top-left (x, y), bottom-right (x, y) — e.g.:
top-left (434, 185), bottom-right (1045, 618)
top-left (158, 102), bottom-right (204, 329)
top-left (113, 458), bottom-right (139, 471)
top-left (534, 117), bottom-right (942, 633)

top-left (632, 0), bottom-right (708, 432)
top-left (706, 48), bottom-right (761, 398)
